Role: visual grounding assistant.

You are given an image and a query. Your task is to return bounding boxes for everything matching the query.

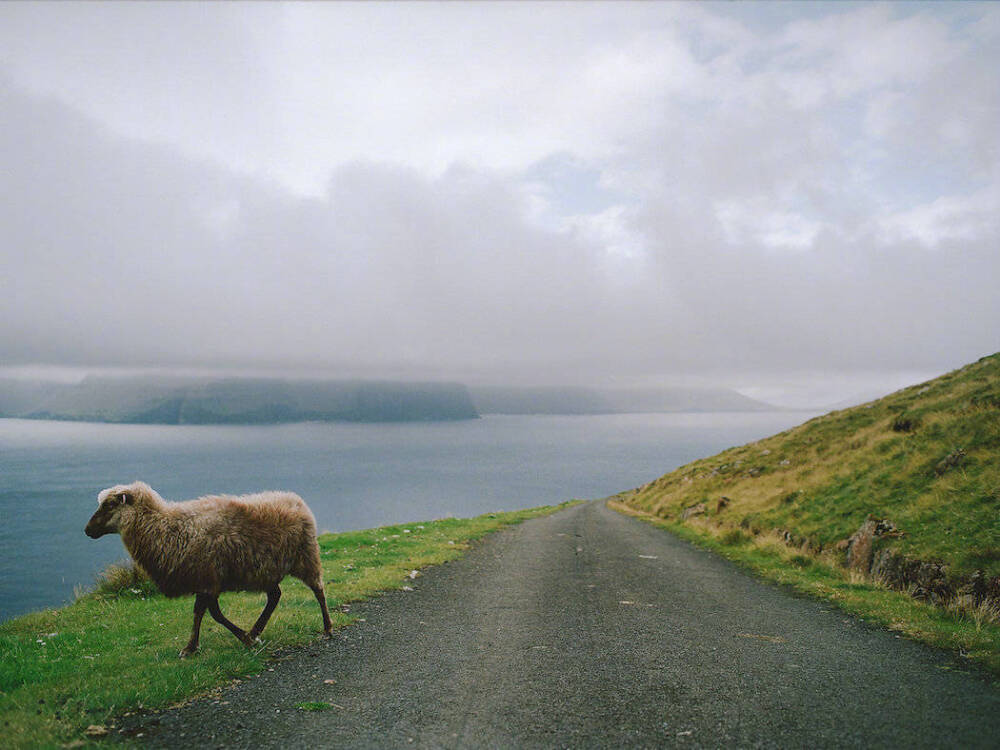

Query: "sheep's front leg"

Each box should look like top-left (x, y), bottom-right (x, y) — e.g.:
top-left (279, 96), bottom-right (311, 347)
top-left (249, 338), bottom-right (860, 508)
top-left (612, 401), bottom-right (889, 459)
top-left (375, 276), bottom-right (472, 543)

top-left (206, 595), bottom-right (255, 648)
top-left (180, 593), bottom-right (210, 657)
top-left (248, 585), bottom-right (281, 641)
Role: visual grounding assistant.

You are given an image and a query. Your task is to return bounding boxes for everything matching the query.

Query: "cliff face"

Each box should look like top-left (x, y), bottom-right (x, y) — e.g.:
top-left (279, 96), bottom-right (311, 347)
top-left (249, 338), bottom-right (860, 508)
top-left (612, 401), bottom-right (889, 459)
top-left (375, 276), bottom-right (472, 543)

top-left (0, 376), bottom-right (479, 424)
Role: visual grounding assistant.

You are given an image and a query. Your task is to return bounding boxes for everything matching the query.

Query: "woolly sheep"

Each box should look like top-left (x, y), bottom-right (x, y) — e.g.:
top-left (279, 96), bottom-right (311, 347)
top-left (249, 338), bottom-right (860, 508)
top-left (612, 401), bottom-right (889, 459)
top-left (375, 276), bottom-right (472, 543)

top-left (85, 481), bottom-right (333, 657)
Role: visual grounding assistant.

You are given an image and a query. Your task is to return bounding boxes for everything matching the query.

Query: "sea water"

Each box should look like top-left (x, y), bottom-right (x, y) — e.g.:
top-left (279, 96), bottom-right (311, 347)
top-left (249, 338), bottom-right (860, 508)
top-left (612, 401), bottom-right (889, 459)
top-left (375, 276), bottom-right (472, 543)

top-left (0, 411), bottom-right (814, 620)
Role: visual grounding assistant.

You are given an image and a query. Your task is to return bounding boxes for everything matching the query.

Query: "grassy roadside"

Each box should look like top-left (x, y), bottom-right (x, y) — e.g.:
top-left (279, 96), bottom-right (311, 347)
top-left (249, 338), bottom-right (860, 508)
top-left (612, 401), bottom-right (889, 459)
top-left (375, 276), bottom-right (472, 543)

top-left (610, 500), bottom-right (1000, 678)
top-left (0, 502), bottom-right (577, 748)
top-left (615, 352), bottom-right (1000, 677)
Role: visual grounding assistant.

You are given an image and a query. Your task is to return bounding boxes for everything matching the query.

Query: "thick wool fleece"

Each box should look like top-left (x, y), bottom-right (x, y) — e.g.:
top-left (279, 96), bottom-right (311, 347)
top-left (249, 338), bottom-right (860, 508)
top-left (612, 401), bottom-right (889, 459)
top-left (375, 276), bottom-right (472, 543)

top-left (101, 482), bottom-right (324, 597)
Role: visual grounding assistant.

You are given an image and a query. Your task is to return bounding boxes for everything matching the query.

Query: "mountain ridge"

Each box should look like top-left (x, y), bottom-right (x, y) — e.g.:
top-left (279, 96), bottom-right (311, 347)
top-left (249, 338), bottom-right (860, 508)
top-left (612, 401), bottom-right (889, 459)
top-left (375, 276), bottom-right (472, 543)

top-left (0, 376), bottom-right (779, 424)
top-left (0, 376), bottom-right (479, 424)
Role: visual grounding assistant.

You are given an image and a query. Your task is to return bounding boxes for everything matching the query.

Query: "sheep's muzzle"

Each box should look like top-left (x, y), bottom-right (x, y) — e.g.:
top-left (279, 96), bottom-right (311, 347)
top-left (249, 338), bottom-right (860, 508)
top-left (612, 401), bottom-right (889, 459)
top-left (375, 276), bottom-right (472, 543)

top-left (85, 514), bottom-right (109, 538)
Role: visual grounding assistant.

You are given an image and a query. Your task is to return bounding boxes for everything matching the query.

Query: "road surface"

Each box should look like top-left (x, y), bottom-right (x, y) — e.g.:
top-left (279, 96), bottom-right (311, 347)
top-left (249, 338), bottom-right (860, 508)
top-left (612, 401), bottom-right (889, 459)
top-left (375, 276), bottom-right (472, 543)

top-left (125, 500), bottom-right (1000, 748)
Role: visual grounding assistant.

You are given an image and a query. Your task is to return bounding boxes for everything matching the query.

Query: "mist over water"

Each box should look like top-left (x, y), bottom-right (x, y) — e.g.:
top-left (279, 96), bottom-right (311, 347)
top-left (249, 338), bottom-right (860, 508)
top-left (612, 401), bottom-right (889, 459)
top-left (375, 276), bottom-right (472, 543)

top-left (0, 411), bottom-right (815, 620)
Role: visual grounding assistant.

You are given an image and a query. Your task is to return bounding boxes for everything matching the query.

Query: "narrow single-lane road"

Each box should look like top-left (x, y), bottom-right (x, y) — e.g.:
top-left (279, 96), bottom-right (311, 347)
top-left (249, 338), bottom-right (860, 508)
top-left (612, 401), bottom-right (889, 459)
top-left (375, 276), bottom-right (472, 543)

top-left (130, 500), bottom-right (1000, 748)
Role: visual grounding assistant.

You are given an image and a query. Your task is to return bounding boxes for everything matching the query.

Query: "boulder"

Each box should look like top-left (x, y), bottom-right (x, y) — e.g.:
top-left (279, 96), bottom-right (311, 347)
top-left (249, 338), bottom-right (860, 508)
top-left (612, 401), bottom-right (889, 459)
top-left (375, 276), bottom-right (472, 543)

top-left (845, 518), bottom-right (901, 573)
top-left (845, 520), bottom-right (878, 572)
top-left (680, 502), bottom-right (707, 520)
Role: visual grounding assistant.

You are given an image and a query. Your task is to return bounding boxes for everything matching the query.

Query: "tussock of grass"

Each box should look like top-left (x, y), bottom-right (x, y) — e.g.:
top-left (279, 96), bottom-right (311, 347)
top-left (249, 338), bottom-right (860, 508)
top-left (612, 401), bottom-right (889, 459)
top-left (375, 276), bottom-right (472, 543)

top-left (719, 528), bottom-right (750, 547)
top-left (91, 561), bottom-right (158, 599)
top-left (0, 502), bottom-right (577, 748)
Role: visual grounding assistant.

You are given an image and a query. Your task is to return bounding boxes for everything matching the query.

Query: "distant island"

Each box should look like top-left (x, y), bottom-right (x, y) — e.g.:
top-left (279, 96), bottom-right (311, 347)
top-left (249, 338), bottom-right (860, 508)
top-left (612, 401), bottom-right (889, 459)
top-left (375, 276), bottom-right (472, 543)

top-left (0, 376), bottom-right (777, 425)
top-left (0, 376), bottom-right (479, 424)
top-left (468, 385), bottom-right (774, 415)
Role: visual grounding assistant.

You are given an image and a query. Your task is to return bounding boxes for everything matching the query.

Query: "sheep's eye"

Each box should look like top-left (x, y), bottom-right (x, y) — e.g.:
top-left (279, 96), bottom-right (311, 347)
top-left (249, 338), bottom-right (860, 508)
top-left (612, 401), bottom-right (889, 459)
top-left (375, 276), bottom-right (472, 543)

top-left (118, 493), bottom-right (128, 505)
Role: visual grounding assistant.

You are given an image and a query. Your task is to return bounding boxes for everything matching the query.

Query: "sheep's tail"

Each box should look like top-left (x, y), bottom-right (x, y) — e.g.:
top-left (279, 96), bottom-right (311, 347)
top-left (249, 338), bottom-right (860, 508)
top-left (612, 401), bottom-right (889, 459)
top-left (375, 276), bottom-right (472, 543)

top-left (292, 532), bottom-right (323, 588)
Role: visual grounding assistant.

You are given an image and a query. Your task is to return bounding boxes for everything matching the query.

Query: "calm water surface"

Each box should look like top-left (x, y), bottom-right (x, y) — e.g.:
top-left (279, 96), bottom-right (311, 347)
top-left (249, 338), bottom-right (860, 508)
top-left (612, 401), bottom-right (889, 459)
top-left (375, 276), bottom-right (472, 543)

top-left (0, 412), bottom-right (814, 620)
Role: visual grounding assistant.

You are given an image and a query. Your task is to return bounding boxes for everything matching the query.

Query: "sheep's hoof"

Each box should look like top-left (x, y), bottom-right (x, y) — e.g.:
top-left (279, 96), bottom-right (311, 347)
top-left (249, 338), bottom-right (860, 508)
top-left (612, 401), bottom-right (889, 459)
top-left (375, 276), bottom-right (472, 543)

top-left (179, 646), bottom-right (198, 658)
top-left (323, 629), bottom-right (333, 640)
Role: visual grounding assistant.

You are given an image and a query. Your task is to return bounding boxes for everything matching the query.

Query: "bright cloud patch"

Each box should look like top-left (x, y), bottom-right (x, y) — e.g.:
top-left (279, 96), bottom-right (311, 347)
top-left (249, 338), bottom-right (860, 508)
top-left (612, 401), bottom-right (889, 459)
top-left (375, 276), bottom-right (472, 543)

top-left (878, 188), bottom-right (999, 248)
top-left (716, 200), bottom-right (823, 251)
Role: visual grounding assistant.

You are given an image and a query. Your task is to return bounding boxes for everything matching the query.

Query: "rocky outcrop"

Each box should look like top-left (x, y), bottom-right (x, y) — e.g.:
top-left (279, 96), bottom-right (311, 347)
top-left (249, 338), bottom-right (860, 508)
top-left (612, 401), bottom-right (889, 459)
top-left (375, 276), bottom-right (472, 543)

top-left (870, 549), bottom-right (952, 603)
top-left (841, 519), bottom-right (1000, 608)
top-left (844, 518), bottom-right (901, 572)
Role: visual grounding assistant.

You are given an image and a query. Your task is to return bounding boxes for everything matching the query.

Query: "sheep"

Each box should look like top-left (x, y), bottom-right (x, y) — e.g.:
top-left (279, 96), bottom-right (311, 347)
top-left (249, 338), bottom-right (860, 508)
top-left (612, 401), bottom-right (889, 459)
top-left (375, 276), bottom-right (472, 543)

top-left (85, 481), bottom-right (333, 657)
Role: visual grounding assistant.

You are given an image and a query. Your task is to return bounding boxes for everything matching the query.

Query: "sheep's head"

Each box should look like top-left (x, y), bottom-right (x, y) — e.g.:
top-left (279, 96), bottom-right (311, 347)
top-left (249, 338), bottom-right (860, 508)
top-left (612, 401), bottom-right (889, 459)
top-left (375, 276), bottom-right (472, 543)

top-left (85, 482), bottom-right (150, 538)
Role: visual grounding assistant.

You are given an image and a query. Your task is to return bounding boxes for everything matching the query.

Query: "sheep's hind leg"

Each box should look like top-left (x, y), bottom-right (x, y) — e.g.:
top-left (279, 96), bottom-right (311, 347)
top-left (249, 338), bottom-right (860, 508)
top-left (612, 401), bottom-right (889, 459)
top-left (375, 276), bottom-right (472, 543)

top-left (248, 585), bottom-right (281, 641)
top-left (306, 578), bottom-right (333, 637)
top-left (206, 595), bottom-right (256, 648)
top-left (294, 552), bottom-right (333, 637)
top-left (180, 593), bottom-right (210, 658)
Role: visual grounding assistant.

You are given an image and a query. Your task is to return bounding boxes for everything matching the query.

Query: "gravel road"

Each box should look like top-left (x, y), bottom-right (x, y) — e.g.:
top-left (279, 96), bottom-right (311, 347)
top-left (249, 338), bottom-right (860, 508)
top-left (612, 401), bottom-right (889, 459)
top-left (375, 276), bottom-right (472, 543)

top-left (125, 500), bottom-right (1000, 748)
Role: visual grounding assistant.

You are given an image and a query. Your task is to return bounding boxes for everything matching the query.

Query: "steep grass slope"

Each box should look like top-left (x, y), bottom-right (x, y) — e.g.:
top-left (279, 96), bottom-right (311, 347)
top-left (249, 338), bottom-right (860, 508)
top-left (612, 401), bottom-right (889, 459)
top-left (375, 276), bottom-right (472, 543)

top-left (623, 353), bottom-right (1000, 588)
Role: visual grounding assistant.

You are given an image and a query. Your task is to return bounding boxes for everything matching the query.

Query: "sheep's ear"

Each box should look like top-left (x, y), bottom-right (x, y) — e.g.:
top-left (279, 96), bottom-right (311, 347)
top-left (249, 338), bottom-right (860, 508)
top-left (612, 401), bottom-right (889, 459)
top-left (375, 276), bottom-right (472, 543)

top-left (118, 492), bottom-right (133, 505)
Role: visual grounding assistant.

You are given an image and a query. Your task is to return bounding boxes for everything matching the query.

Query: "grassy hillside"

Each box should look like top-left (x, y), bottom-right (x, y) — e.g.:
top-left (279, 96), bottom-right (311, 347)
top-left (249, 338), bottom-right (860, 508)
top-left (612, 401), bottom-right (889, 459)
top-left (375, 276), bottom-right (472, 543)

top-left (618, 353), bottom-right (1000, 671)
top-left (624, 353), bottom-right (1000, 578)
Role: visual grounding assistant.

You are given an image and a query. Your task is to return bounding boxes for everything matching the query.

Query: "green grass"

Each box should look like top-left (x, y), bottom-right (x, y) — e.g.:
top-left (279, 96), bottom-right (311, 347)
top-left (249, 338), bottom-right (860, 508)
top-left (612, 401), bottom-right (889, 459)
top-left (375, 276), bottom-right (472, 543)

top-left (611, 501), bottom-right (1000, 678)
top-left (624, 352), bottom-right (1000, 578)
top-left (0, 502), bottom-right (577, 748)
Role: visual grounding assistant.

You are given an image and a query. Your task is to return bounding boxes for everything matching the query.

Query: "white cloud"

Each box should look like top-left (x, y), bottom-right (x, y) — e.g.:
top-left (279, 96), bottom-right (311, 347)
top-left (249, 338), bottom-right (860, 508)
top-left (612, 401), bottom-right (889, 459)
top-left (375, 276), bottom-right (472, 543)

top-left (877, 187), bottom-right (999, 248)
top-left (716, 200), bottom-right (823, 251)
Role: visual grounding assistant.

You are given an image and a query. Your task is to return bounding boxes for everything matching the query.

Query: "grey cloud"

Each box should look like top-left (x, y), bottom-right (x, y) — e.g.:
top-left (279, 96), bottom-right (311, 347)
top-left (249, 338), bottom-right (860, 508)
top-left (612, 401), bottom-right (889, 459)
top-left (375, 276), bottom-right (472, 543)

top-left (1, 3), bottom-right (998, 395)
top-left (0, 78), bottom-right (644, 379)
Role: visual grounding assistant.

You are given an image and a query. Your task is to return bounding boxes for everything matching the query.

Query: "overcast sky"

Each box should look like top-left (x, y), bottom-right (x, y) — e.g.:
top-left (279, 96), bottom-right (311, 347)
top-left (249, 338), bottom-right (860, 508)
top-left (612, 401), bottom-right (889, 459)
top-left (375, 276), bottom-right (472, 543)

top-left (1, 1), bottom-right (997, 405)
